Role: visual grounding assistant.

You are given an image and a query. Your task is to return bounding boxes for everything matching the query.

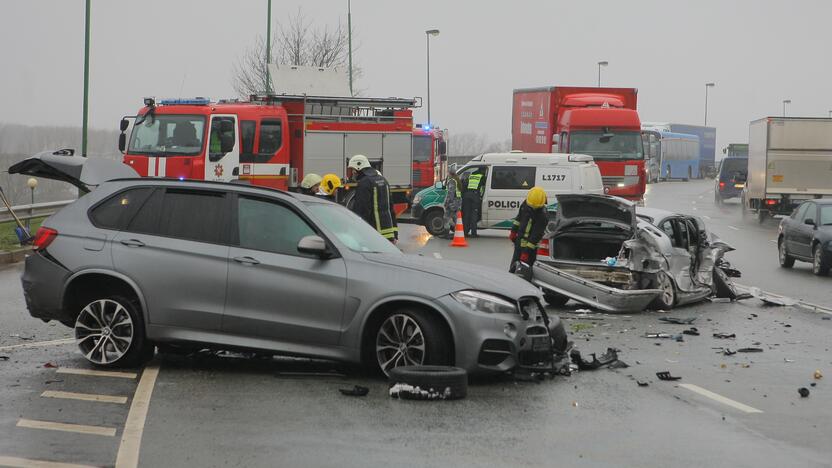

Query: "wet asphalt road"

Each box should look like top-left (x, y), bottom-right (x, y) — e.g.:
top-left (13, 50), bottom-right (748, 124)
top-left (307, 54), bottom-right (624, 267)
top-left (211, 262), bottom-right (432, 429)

top-left (0, 180), bottom-right (830, 467)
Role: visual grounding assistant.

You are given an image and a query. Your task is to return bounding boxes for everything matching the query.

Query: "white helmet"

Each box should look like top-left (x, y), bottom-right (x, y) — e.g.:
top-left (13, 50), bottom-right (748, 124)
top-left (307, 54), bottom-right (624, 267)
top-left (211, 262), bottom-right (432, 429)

top-left (348, 154), bottom-right (371, 171)
top-left (300, 173), bottom-right (322, 189)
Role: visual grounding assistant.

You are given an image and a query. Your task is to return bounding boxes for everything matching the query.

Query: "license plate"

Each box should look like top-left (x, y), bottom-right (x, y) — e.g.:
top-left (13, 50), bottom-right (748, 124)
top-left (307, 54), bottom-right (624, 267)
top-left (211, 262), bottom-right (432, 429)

top-left (532, 337), bottom-right (551, 352)
top-left (734, 183), bottom-right (745, 188)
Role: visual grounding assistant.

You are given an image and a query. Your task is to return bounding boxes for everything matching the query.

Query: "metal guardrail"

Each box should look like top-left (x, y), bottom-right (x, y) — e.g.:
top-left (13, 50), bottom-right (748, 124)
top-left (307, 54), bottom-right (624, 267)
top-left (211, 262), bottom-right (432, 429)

top-left (0, 200), bottom-right (75, 224)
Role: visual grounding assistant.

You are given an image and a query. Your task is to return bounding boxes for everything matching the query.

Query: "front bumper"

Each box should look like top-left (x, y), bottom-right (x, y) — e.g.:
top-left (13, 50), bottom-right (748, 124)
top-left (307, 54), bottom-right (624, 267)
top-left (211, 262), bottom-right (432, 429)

top-left (436, 295), bottom-right (561, 374)
top-left (531, 261), bottom-right (662, 313)
top-left (21, 252), bottom-right (72, 322)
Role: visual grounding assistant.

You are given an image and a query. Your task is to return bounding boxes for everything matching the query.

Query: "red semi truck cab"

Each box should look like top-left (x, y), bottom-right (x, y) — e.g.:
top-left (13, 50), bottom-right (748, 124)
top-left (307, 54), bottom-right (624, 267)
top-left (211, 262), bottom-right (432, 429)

top-left (411, 126), bottom-right (448, 191)
top-left (511, 87), bottom-right (646, 201)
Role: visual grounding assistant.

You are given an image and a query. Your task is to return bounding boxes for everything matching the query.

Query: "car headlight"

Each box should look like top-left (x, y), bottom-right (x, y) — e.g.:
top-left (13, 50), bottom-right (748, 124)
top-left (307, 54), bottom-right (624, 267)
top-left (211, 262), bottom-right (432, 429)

top-left (451, 290), bottom-right (518, 315)
top-left (413, 194), bottom-right (422, 204)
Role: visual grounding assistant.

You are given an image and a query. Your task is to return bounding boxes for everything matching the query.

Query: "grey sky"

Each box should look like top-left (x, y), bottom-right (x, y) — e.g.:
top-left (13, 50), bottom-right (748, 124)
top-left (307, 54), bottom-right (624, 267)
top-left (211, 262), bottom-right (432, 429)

top-left (2, 0), bottom-right (831, 154)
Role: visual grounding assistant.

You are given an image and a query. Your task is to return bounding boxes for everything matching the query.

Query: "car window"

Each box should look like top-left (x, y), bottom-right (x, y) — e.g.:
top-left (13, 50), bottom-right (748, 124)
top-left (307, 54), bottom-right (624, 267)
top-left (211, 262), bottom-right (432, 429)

top-left (157, 189), bottom-right (228, 244)
top-left (820, 205), bottom-right (832, 226)
top-left (793, 203), bottom-right (809, 220)
top-left (490, 166), bottom-right (535, 190)
top-left (239, 120), bottom-right (256, 163)
top-left (237, 196), bottom-right (316, 256)
top-left (799, 203), bottom-right (816, 223)
top-left (306, 202), bottom-right (400, 254)
top-left (659, 220), bottom-right (675, 241)
top-left (89, 188), bottom-right (154, 230)
top-left (676, 219), bottom-right (690, 250)
top-left (258, 120), bottom-right (283, 158)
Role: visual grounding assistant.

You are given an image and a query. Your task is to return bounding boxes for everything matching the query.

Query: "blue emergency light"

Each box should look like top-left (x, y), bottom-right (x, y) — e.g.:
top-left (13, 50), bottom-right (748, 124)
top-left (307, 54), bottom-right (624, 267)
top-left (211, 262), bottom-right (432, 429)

top-left (159, 97), bottom-right (211, 106)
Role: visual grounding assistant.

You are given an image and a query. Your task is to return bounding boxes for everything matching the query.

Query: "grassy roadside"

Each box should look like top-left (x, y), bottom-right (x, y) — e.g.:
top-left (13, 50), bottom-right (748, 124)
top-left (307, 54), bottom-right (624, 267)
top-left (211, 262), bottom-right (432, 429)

top-left (0, 217), bottom-right (46, 252)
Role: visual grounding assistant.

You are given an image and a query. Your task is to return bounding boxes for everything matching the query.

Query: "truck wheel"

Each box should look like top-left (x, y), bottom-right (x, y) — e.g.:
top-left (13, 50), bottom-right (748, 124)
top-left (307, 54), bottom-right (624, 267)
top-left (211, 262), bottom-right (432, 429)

top-left (374, 308), bottom-right (451, 377)
top-left (423, 208), bottom-right (447, 237)
top-left (778, 239), bottom-right (795, 268)
top-left (813, 244), bottom-right (830, 276)
top-left (74, 295), bottom-right (153, 368)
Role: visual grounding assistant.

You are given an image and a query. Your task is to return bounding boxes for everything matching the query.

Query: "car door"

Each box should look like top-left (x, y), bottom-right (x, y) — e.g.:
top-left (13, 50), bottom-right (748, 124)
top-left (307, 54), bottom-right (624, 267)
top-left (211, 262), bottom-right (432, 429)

top-left (223, 194), bottom-right (347, 345)
top-left (793, 202), bottom-right (817, 258)
top-left (658, 217), bottom-right (696, 291)
top-left (485, 165), bottom-right (537, 228)
top-left (458, 165), bottom-right (488, 224)
top-left (784, 204), bottom-right (807, 255)
top-left (206, 114), bottom-right (240, 182)
top-left (111, 187), bottom-right (231, 331)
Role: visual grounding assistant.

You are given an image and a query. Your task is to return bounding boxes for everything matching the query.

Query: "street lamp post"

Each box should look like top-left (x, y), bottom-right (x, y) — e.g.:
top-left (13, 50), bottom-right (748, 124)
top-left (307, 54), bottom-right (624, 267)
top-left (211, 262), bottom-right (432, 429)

top-left (425, 29), bottom-right (440, 127)
top-left (81, 0), bottom-right (90, 157)
top-left (704, 83), bottom-right (715, 126)
top-left (827, 110), bottom-right (831, 118)
top-left (597, 61), bottom-right (608, 87)
top-left (27, 178), bottom-right (38, 232)
top-left (348, 0), bottom-right (353, 96)
top-left (265, 0), bottom-right (272, 94)
top-left (782, 99), bottom-right (791, 117)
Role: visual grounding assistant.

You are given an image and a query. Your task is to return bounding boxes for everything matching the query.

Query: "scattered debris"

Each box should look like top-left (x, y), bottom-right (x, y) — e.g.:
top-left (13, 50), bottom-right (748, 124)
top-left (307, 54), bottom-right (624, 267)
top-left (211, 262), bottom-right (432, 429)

top-left (339, 385), bottom-right (369, 397)
top-left (737, 347), bottom-right (764, 353)
top-left (569, 348), bottom-right (625, 370)
top-left (798, 387), bottom-right (810, 398)
top-left (8, 333), bottom-right (33, 341)
top-left (810, 382), bottom-right (817, 387)
top-left (656, 371), bottom-right (682, 381)
top-left (784, 359), bottom-right (795, 363)
top-left (709, 297), bottom-right (732, 303)
top-left (44, 379), bottom-right (63, 385)
top-left (637, 381), bottom-right (649, 387)
top-left (43, 362), bottom-right (58, 369)
top-left (814, 370), bottom-right (823, 380)
top-left (713, 333), bottom-right (736, 339)
top-left (747, 287), bottom-right (800, 306)
top-left (389, 383), bottom-right (452, 400)
top-left (0, 356), bottom-right (9, 361)
top-left (645, 333), bottom-right (684, 342)
top-left (723, 349), bottom-right (737, 356)
top-left (682, 327), bottom-right (700, 336)
top-left (658, 317), bottom-right (696, 325)
top-left (733, 293), bottom-right (754, 301)
top-left (822, 317), bottom-right (831, 321)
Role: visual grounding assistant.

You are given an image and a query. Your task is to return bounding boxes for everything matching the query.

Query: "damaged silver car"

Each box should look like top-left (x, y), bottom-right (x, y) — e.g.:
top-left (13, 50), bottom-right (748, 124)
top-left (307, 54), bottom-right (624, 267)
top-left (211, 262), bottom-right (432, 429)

top-left (530, 195), bottom-right (738, 312)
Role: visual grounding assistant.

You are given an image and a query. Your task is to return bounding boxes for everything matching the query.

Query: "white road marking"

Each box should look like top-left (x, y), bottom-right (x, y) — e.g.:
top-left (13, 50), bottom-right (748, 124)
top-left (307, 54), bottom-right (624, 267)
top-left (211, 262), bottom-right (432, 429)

top-left (41, 390), bottom-right (128, 405)
top-left (727, 226), bottom-right (740, 231)
top-left (0, 455), bottom-right (96, 468)
top-left (0, 338), bottom-right (74, 351)
top-left (116, 364), bottom-right (160, 468)
top-left (770, 239), bottom-right (777, 243)
top-left (432, 252), bottom-right (442, 259)
top-left (17, 418), bottom-right (116, 437)
top-left (56, 368), bottom-right (137, 379)
top-left (679, 383), bottom-right (763, 414)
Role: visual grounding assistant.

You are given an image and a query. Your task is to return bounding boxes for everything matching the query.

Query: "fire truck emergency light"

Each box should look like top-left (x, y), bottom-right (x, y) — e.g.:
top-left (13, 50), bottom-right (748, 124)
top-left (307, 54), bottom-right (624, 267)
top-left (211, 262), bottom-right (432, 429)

top-left (159, 98), bottom-right (211, 106)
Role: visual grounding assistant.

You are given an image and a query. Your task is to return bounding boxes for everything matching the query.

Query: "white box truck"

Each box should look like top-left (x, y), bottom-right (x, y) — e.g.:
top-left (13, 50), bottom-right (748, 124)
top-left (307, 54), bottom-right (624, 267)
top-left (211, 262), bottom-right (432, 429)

top-left (743, 117), bottom-right (832, 222)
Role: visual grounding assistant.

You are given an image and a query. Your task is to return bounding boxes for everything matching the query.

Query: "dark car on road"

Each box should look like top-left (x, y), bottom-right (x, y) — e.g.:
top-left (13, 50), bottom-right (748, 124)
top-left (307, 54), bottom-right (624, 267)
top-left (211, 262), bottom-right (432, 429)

top-left (778, 199), bottom-right (832, 275)
top-left (714, 156), bottom-right (748, 204)
top-left (10, 151), bottom-right (565, 375)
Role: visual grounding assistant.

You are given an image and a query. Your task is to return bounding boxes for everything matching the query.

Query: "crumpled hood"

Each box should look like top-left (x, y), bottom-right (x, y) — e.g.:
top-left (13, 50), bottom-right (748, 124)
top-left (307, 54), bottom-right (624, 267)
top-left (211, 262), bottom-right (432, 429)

top-left (364, 253), bottom-right (542, 300)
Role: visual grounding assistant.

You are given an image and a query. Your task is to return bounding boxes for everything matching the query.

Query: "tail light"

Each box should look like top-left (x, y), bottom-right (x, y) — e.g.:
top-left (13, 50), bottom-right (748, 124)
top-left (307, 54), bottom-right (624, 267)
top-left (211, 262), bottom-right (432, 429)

top-left (765, 199), bottom-right (778, 206)
top-left (719, 181), bottom-right (726, 189)
top-left (537, 238), bottom-right (550, 258)
top-left (32, 227), bottom-right (58, 251)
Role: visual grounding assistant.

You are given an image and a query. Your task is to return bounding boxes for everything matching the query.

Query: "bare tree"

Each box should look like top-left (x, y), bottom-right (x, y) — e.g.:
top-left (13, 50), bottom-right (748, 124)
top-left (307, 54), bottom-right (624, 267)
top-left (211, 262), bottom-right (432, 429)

top-left (232, 8), bottom-right (360, 97)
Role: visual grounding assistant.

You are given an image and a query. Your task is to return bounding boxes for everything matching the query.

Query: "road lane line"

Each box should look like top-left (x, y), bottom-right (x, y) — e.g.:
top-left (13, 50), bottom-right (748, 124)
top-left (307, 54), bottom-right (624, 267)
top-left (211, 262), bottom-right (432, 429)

top-left (679, 384), bottom-right (763, 414)
top-left (41, 390), bottom-right (128, 404)
top-left (0, 338), bottom-right (74, 351)
top-left (116, 364), bottom-right (160, 468)
top-left (56, 368), bottom-right (137, 379)
top-left (727, 226), bottom-right (740, 231)
top-left (0, 455), bottom-right (96, 468)
top-left (433, 252), bottom-right (442, 259)
top-left (17, 418), bottom-right (117, 437)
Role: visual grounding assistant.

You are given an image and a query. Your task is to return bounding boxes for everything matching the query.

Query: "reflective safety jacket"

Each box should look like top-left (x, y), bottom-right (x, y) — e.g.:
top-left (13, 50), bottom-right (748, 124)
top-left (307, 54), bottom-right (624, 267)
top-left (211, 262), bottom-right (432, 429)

top-left (351, 168), bottom-right (398, 240)
top-left (465, 173), bottom-right (484, 195)
top-left (511, 201), bottom-right (547, 250)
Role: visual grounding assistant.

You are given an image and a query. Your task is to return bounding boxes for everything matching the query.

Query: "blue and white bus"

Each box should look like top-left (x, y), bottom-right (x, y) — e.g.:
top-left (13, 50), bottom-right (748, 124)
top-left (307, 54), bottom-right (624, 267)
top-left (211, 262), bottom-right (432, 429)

top-left (646, 131), bottom-right (700, 181)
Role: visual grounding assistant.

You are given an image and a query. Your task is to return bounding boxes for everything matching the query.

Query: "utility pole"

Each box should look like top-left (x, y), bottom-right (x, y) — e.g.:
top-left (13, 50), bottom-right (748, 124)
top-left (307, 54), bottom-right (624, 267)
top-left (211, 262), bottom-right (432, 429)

top-left (704, 83), bottom-right (715, 126)
top-left (348, 0), bottom-right (353, 96)
top-left (425, 29), bottom-right (440, 127)
top-left (782, 99), bottom-right (791, 117)
top-left (81, 0), bottom-right (90, 157)
top-left (597, 61), bottom-right (608, 87)
top-left (265, 0), bottom-right (272, 94)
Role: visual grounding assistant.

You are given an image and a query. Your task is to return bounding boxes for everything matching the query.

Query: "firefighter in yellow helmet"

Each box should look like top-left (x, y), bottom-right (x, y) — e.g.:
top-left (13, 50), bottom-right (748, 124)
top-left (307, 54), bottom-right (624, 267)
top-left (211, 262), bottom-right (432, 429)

top-left (318, 173), bottom-right (342, 200)
top-left (348, 154), bottom-right (398, 243)
top-left (509, 186), bottom-right (549, 275)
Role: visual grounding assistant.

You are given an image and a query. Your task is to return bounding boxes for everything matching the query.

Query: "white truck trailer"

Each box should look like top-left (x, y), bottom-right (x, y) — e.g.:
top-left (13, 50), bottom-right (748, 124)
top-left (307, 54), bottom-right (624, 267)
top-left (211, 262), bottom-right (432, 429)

top-left (744, 117), bottom-right (832, 222)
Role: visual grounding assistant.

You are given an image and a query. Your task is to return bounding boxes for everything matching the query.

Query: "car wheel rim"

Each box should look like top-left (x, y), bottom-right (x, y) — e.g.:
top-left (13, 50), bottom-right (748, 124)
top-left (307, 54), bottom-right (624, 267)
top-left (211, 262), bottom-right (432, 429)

top-left (779, 243), bottom-right (786, 263)
top-left (376, 314), bottom-right (425, 375)
top-left (429, 215), bottom-right (445, 234)
top-left (659, 274), bottom-right (674, 306)
top-left (815, 249), bottom-right (821, 272)
top-left (74, 299), bottom-right (134, 365)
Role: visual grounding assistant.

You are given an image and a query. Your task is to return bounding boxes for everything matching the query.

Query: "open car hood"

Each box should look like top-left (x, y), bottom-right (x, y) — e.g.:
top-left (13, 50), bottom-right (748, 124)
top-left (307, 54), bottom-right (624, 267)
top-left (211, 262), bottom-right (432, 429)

top-left (8, 149), bottom-right (138, 193)
top-left (554, 194), bottom-right (637, 233)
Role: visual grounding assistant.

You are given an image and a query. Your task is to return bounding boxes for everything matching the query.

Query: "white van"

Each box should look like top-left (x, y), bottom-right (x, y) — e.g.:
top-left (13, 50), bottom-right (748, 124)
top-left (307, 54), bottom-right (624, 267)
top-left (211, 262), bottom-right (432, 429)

top-left (412, 152), bottom-right (604, 235)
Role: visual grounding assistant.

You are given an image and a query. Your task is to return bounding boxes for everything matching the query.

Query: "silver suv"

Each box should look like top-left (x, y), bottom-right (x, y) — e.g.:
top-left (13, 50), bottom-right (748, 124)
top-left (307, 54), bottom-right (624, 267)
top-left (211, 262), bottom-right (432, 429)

top-left (13, 152), bottom-right (565, 375)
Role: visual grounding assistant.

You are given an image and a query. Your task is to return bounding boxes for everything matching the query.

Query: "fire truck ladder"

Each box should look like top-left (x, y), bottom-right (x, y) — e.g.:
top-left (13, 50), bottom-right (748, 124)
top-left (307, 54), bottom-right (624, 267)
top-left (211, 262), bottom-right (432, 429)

top-left (250, 94), bottom-right (421, 122)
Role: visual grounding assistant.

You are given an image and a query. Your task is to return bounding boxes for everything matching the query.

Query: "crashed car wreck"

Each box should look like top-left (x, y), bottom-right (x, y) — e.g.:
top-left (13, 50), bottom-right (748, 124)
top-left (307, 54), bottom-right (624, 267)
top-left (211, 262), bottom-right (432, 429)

top-left (531, 194), bottom-right (738, 312)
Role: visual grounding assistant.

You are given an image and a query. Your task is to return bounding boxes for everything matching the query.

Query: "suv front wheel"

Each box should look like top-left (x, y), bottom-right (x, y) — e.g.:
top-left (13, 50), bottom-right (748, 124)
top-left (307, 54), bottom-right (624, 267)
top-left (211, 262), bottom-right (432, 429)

top-left (74, 295), bottom-right (153, 368)
top-left (374, 309), bottom-right (451, 376)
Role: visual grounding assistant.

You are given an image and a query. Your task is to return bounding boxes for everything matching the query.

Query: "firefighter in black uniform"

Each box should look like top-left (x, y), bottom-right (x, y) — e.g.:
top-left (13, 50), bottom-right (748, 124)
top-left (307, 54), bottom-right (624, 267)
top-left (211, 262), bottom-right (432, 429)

top-left (509, 187), bottom-right (549, 275)
top-left (348, 154), bottom-right (399, 243)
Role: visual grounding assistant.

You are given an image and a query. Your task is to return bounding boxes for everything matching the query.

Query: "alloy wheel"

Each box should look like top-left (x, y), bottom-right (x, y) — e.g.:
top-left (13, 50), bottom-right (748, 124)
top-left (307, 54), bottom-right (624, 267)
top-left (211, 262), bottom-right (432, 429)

top-left (658, 273), bottom-right (675, 307)
top-left (376, 314), bottom-right (426, 375)
top-left (779, 242), bottom-right (786, 264)
top-left (814, 247), bottom-right (822, 274)
top-left (74, 299), bottom-right (134, 365)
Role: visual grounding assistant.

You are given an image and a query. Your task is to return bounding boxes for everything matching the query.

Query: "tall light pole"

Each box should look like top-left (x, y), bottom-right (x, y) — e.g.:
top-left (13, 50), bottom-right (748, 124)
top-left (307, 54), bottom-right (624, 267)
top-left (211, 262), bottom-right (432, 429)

top-left (704, 82), bottom-right (715, 126)
top-left (265, 0), bottom-right (272, 94)
top-left (597, 61), bottom-right (608, 87)
top-left (81, 0), bottom-right (90, 157)
top-left (425, 29), bottom-right (440, 127)
top-left (827, 110), bottom-right (831, 118)
top-left (782, 99), bottom-right (791, 117)
top-left (348, 0), bottom-right (353, 96)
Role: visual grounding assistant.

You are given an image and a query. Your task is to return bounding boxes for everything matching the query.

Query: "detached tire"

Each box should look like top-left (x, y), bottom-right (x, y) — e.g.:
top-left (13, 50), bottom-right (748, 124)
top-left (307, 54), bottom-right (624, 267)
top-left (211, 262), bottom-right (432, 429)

top-left (388, 366), bottom-right (468, 400)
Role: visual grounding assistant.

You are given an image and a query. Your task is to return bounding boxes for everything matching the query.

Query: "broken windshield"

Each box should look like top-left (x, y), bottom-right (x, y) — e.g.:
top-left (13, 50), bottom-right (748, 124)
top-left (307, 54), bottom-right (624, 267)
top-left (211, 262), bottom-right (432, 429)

top-left (570, 131), bottom-right (644, 161)
top-left (128, 114), bottom-right (206, 156)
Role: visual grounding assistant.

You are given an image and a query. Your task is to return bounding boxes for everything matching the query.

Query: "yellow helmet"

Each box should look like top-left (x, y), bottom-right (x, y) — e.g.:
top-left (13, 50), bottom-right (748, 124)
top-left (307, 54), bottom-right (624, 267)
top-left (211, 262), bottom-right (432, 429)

top-left (526, 186), bottom-right (547, 209)
top-left (320, 173), bottom-right (342, 195)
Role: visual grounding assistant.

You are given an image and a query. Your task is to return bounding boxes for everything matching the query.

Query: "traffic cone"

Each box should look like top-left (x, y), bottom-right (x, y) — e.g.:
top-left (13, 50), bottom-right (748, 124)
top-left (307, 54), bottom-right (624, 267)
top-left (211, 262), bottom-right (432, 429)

top-left (450, 211), bottom-right (468, 247)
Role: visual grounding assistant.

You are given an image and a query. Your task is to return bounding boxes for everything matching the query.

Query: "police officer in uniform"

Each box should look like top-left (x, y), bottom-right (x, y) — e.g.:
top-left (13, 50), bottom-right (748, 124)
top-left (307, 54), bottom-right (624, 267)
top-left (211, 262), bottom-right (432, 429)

top-left (441, 167), bottom-right (462, 238)
top-left (461, 168), bottom-right (485, 237)
top-left (348, 155), bottom-right (399, 243)
top-left (509, 186), bottom-right (548, 275)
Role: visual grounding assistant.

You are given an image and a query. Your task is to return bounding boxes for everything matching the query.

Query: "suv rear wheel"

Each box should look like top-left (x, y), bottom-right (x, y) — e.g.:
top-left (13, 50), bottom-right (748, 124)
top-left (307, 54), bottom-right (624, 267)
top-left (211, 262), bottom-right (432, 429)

top-left (374, 309), bottom-right (451, 377)
top-left (74, 295), bottom-right (153, 368)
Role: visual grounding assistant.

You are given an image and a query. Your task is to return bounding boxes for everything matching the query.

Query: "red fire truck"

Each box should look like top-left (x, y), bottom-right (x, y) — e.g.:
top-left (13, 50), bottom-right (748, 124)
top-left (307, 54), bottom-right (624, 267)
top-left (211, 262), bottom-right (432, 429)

top-left (411, 125), bottom-right (448, 191)
top-left (118, 94), bottom-right (419, 213)
top-left (511, 86), bottom-right (646, 201)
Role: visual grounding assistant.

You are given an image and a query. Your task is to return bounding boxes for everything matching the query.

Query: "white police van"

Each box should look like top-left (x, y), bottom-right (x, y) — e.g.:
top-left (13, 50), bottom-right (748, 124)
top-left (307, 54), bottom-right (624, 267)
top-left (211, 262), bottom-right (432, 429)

top-left (412, 151), bottom-right (604, 234)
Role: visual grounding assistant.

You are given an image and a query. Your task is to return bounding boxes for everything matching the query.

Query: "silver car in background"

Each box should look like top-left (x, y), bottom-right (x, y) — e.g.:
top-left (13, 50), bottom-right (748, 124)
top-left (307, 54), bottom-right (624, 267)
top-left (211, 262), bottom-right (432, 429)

top-left (12, 151), bottom-right (565, 375)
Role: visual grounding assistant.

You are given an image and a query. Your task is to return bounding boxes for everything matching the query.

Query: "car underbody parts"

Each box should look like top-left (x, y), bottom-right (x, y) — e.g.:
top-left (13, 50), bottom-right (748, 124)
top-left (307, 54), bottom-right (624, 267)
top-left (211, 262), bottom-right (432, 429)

top-left (569, 347), bottom-right (624, 371)
top-left (682, 327), bottom-right (700, 336)
top-left (713, 333), bottom-right (736, 339)
top-left (656, 371), bottom-right (682, 381)
top-left (387, 366), bottom-right (467, 400)
top-left (637, 380), bottom-right (649, 387)
top-left (339, 385), bottom-right (369, 397)
top-left (737, 347), bottom-right (764, 353)
top-left (798, 387), bottom-right (810, 398)
top-left (645, 333), bottom-right (684, 342)
top-left (658, 316), bottom-right (696, 325)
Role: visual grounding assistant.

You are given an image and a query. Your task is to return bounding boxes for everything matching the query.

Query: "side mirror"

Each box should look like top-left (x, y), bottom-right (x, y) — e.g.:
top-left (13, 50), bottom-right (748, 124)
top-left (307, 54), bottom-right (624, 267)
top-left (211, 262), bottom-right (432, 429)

top-left (805, 218), bottom-right (816, 226)
top-left (298, 235), bottom-right (331, 258)
top-left (120, 118), bottom-right (130, 132)
top-left (118, 133), bottom-right (127, 153)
